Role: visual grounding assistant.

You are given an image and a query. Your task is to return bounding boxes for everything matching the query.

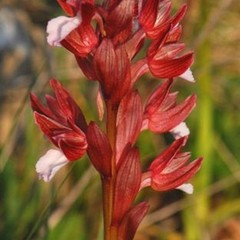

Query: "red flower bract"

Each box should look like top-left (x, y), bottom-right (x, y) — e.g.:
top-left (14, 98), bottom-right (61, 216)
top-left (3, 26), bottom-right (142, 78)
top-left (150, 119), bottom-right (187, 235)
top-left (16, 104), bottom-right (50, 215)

top-left (149, 137), bottom-right (203, 191)
top-left (30, 79), bottom-right (88, 160)
top-left (143, 79), bottom-right (196, 133)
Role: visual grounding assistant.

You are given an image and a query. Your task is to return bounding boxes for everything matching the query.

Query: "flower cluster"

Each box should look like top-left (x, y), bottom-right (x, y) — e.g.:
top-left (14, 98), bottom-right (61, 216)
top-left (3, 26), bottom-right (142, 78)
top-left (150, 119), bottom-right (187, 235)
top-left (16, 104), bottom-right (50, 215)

top-left (31, 0), bottom-right (202, 239)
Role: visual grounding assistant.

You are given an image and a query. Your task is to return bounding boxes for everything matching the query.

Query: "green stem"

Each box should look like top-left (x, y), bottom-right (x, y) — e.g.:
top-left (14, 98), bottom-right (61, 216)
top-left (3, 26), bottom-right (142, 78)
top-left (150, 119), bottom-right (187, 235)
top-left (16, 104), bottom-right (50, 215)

top-left (102, 100), bottom-right (118, 240)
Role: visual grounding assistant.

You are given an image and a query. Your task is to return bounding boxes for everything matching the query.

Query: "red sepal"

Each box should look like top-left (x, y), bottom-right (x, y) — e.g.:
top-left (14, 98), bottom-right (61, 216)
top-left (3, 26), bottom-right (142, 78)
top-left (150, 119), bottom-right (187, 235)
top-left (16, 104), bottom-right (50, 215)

top-left (59, 137), bottom-right (87, 160)
top-left (155, 0), bottom-right (172, 26)
top-left (150, 137), bottom-right (187, 171)
top-left (144, 79), bottom-right (173, 115)
top-left (87, 122), bottom-right (112, 176)
top-left (148, 52), bottom-right (194, 79)
top-left (171, 4), bottom-right (187, 27)
top-left (151, 157), bottom-right (203, 191)
top-left (34, 112), bottom-right (87, 161)
top-left (166, 25), bottom-right (182, 43)
top-left (30, 79), bottom-right (88, 161)
top-left (61, 24), bottom-right (98, 57)
top-left (147, 29), bottom-right (169, 58)
top-left (118, 202), bottom-right (149, 240)
top-left (139, 0), bottom-right (159, 32)
top-left (153, 43), bottom-right (186, 61)
top-left (45, 95), bottom-right (64, 121)
top-left (148, 94), bottom-right (196, 133)
top-left (139, 0), bottom-right (172, 39)
top-left (140, 1), bottom-right (187, 39)
top-left (34, 112), bottom-right (69, 146)
top-left (148, 137), bottom-right (203, 191)
top-left (123, 29), bottom-right (145, 60)
top-left (113, 147), bottom-right (141, 223)
top-left (130, 59), bottom-right (149, 86)
top-left (57, 0), bottom-right (94, 16)
top-left (49, 79), bottom-right (87, 131)
top-left (30, 93), bottom-right (53, 118)
top-left (81, 2), bottom-right (95, 24)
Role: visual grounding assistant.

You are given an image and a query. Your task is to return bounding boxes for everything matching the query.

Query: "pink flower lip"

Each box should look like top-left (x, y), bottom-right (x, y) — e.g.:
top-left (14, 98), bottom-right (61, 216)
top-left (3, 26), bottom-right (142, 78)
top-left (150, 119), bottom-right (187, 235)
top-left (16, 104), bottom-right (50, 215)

top-left (36, 149), bottom-right (69, 182)
top-left (46, 13), bottom-right (82, 46)
top-left (170, 122), bottom-right (190, 139)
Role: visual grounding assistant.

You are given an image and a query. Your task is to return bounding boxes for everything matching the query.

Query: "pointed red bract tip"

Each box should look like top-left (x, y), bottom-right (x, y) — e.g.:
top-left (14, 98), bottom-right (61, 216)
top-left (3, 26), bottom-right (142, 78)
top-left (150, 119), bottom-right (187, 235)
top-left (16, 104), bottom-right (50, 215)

top-left (113, 147), bottom-right (141, 223)
top-left (118, 202), bottom-right (149, 240)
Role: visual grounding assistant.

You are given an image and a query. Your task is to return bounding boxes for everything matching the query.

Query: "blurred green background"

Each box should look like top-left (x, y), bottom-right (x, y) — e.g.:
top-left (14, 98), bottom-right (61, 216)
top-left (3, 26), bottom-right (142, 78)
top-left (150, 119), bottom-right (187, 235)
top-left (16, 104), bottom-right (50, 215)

top-left (0, 0), bottom-right (240, 239)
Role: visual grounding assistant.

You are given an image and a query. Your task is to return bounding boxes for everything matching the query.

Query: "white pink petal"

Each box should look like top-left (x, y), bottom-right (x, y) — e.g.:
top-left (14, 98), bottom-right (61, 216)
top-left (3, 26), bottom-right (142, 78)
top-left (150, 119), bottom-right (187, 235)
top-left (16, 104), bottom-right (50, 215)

top-left (36, 149), bottom-right (69, 182)
top-left (176, 183), bottom-right (194, 194)
top-left (46, 13), bottom-right (82, 46)
top-left (179, 68), bottom-right (195, 82)
top-left (170, 122), bottom-right (189, 139)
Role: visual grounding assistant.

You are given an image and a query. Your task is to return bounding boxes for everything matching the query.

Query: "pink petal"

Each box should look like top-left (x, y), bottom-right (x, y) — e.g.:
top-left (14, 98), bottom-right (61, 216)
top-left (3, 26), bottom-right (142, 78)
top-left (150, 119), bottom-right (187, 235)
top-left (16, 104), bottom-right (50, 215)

top-left (36, 149), bottom-right (69, 182)
top-left (46, 14), bottom-right (82, 46)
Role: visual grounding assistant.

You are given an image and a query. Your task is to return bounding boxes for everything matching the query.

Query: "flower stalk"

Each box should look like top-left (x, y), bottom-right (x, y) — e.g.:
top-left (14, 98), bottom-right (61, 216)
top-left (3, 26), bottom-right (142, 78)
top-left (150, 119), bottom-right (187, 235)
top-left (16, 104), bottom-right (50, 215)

top-left (103, 100), bottom-right (118, 240)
